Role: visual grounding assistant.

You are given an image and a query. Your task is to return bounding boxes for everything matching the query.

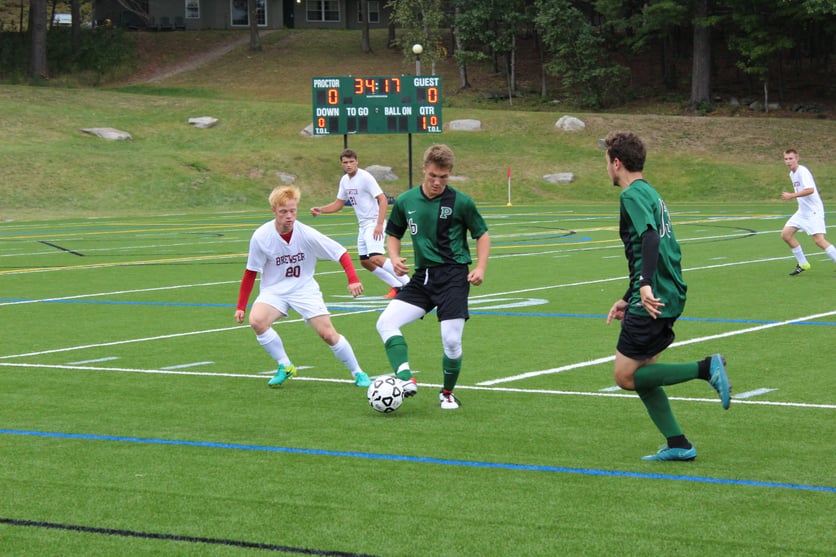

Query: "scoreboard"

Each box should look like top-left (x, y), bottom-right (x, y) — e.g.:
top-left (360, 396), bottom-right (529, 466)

top-left (312, 76), bottom-right (442, 135)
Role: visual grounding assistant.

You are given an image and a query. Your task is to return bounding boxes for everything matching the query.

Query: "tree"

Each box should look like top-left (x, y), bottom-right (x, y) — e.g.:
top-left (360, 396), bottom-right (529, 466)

top-left (360, 0), bottom-right (372, 53)
top-left (247, 0), bottom-right (262, 51)
top-left (595, 0), bottom-right (690, 90)
top-left (452, 0), bottom-right (536, 102)
top-left (28, 0), bottom-right (48, 80)
top-left (689, 0), bottom-right (712, 110)
top-left (723, 0), bottom-right (796, 112)
top-left (386, 0), bottom-right (445, 74)
top-left (535, 0), bottom-right (628, 108)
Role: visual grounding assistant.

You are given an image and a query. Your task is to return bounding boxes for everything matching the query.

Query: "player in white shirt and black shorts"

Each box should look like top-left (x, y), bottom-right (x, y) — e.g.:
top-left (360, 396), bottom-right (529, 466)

top-left (311, 149), bottom-right (409, 298)
top-left (780, 148), bottom-right (836, 276)
top-left (235, 185), bottom-right (372, 388)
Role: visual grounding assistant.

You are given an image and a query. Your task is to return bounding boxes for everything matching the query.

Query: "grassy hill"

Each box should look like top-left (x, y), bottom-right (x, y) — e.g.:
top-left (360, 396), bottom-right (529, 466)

top-left (0, 28), bottom-right (833, 221)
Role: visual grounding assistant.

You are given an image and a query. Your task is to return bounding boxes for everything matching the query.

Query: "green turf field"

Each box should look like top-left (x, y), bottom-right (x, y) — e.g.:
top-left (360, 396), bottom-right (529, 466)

top-left (1, 202), bottom-right (834, 556)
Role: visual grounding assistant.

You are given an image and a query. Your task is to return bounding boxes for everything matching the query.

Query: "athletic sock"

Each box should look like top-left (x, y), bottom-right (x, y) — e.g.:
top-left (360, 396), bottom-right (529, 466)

top-left (633, 362), bottom-right (700, 390)
top-left (637, 386), bottom-right (683, 438)
top-left (256, 328), bottom-right (288, 363)
top-left (696, 357), bottom-right (711, 381)
top-left (442, 355), bottom-right (461, 392)
top-left (666, 434), bottom-right (692, 450)
top-left (384, 335), bottom-right (412, 380)
top-left (330, 335), bottom-right (362, 375)
top-left (825, 244), bottom-right (836, 263)
top-left (371, 266), bottom-right (403, 288)
top-left (792, 245), bottom-right (809, 266)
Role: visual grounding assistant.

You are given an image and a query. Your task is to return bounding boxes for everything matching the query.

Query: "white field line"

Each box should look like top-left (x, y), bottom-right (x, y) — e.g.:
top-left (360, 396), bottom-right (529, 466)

top-left (0, 309), bottom-right (379, 360)
top-left (1, 361), bottom-right (832, 410)
top-left (0, 281), bottom-right (240, 307)
top-left (478, 310), bottom-right (836, 386)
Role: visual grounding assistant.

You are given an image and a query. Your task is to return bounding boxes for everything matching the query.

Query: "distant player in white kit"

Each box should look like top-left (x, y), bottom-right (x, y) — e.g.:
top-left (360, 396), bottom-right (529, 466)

top-left (235, 185), bottom-right (372, 388)
top-left (311, 149), bottom-right (409, 298)
top-left (780, 148), bottom-right (836, 276)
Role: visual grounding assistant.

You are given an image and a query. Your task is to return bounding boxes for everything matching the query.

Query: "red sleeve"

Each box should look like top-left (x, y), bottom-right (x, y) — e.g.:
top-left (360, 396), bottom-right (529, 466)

top-left (236, 269), bottom-right (257, 311)
top-left (339, 252), bottom-right (360, 284)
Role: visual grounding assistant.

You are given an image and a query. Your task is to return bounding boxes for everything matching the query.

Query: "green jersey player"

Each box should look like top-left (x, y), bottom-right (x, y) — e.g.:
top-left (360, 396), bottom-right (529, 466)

top-left (604, 131), bottom-right (731, 461)
top-left (376, 144), bottom-right (490, 410)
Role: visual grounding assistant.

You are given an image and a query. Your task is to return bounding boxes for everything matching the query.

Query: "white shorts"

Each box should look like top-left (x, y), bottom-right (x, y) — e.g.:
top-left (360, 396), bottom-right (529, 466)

top-left (357, 219), bottom-right (386, 257)
top-left (785, 211), bottom-right (826, 236)
top-left (254, 284), bottom-right (330, 322)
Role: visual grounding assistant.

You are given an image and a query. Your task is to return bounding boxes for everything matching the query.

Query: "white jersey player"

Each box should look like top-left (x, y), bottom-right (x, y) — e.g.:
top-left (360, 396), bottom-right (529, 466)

top-left (310, 148), bottom-right (409, 298)
top-left (235, 185), bottom-right (372, 388)
top-left (780, 148), bottom-right (836, 276)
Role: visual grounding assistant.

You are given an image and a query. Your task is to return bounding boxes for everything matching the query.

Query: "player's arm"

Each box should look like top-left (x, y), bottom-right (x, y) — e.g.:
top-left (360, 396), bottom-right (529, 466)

top-left (387, 235), bottom-right (409, 276)
top-left (234, 269), bottom-right (258, 323)
top-left (607, 299), bottom-right (629, 325)
top-left (782, 187), bottom-right (815, 200)
top-left (311, 198), bottom-right (347, 217)
top-left (338, 251), bottom-right (363, 297)
top-left (638, 228), bottom-right (663, 319)
top-left (373, 193), bottom-right (388, 240)
top-left (468, 232), bottom-right (490, 286)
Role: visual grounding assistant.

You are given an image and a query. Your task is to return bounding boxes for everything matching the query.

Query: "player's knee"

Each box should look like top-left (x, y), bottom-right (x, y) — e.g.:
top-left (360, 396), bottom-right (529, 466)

top-left (440, 319), bottom-right (464, 359)
top-left (376, 316), bottom-right (399, 342)
top-left (248, 315), bottom-right (270, 334)
top-left (314, 323), bottom-right (339, 344)
top-left (614, 370), bottom-right (635, 391)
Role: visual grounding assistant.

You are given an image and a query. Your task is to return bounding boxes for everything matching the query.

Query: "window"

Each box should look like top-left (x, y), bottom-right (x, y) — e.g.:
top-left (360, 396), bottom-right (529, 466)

top-left (185, 0), bottom-right (200, 19)
top-left (357, 1), bottom-right (379, 23)
top-left (231, 0), bottom-right (266, 26)
top-left (307, 0), bottom-right (340, 23)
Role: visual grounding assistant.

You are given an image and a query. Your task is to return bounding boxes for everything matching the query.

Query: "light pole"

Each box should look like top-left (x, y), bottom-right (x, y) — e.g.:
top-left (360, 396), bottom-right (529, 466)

top-left (409, 43), bottom-right (424, 189)
top-left (412, 43), bottom-right (423, 76)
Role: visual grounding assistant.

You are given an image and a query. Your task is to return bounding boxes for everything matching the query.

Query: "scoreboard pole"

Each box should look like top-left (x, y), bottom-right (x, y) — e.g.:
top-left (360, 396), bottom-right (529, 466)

top-left (408, 133), bottom-right (416, 189)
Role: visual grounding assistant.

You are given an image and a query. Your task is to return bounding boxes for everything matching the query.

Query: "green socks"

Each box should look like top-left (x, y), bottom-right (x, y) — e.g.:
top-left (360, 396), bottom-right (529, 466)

top-left (633, 362), bottom-right (699, 390)
top-left (384, 336), bottom-right (412, 380)
top-left (638, 386), bottom-right (683, 438)
top-left (442, 355), bottom-right (461, 392)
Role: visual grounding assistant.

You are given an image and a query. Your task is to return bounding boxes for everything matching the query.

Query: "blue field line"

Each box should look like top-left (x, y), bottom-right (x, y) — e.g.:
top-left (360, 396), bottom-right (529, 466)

top-left (2, 429), bottom-right (833, 494)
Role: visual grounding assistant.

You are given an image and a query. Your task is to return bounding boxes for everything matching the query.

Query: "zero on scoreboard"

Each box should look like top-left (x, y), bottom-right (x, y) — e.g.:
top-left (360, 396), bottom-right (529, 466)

top-left (312, 76), bottom-right (442, 135)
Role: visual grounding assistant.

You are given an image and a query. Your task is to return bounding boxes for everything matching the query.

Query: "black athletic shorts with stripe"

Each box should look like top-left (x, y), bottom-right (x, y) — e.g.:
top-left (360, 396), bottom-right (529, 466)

top-left (617, 311), bottom-right (678, 361)
top-left (395, 264), bottom-right (470, 321)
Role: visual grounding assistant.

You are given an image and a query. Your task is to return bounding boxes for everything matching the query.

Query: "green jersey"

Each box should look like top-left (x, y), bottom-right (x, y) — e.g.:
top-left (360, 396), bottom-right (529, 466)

top-left (387, 185), bottom-right (488, 270)
top-left (619, 179), bottom-right (687, 318)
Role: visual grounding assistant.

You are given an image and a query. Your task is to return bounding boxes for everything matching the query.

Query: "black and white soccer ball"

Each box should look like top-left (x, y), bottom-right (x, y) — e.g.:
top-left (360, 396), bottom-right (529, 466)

top-left (367, 376), bottom-right (404, 413)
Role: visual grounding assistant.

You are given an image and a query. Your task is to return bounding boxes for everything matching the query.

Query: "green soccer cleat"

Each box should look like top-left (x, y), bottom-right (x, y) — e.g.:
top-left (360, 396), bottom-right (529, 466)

top-left (641, 445), bottom-right (697, 462)
top-left (353, 371), bottom-right (372, 388)
top-left (268, 363), bottom-right (297, 387)
top-left (708, 354), bottom-right (731, 409)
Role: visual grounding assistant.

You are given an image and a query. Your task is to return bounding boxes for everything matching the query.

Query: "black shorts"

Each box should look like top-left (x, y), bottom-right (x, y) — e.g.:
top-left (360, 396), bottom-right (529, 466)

top-left (617, 311), bottom-right (678, 361)
top-left (396, 264), bottom-right (470, 321)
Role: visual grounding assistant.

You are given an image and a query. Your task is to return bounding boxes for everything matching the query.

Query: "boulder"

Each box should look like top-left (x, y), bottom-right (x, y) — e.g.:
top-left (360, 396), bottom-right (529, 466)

top-left (555, 116), bottom-right (585, 131)
top-left (81, 127), bottom-right (132, 141)
top-left (366, 165), bottom-right (399, 181)
top-left (543, 173), bottom-right (575, 185)
top-left (448, 119), bottom-right (482, 131)
top-left (188, 116), bottom-right (219, 128)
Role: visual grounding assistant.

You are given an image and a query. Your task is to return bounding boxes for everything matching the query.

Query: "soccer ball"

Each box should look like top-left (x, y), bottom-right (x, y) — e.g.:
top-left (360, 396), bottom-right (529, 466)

top-left (367, 376), bottom-right (404, 413)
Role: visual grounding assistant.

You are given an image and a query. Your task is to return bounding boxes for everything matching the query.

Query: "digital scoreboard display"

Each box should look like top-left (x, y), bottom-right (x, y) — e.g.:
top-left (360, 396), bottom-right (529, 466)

top-left (312, 76), bottom-right (442, 135)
